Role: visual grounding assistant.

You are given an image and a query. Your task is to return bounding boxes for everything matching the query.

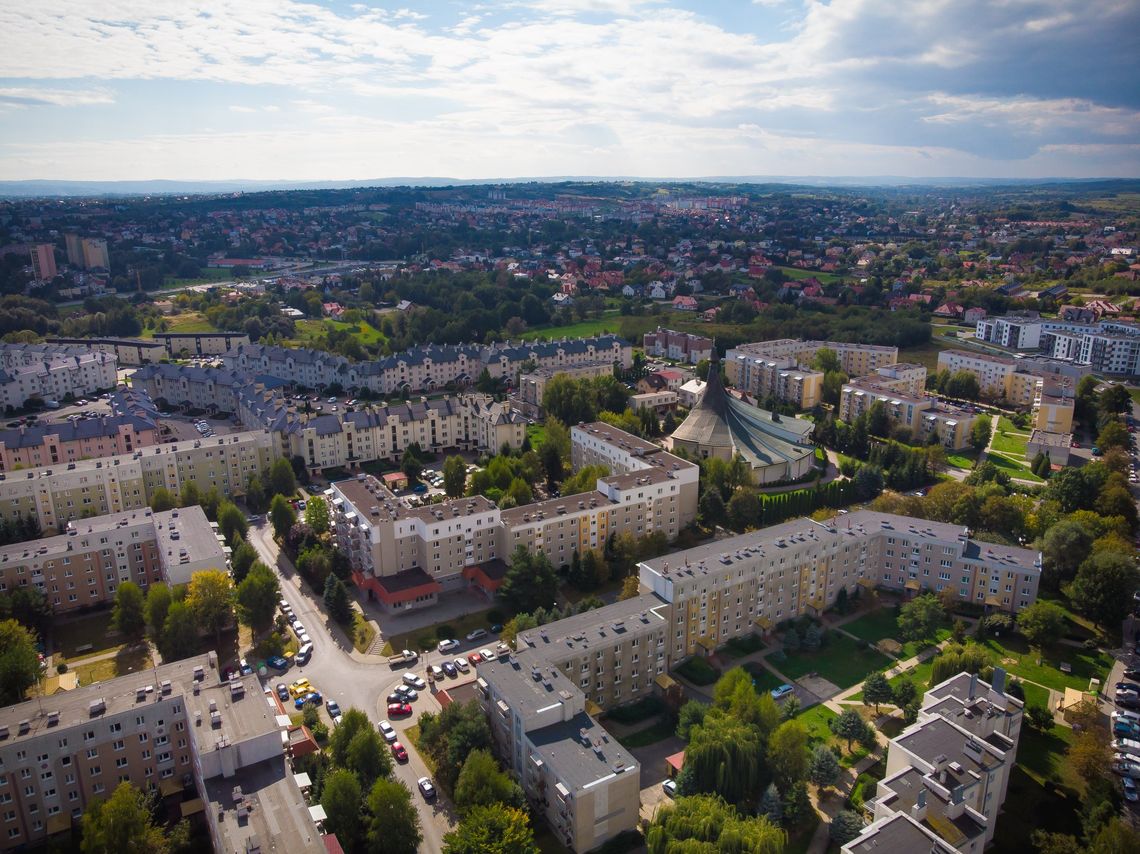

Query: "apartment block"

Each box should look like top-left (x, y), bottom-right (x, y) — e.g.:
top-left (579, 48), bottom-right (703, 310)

top-left (476, 649), bottom-right (640, 852)
top-left (639, 511), bottom-right (1040, 661)
top-left (723, 351), bottom-right (823, 410)
top-left (64, 234), bottom-right (84, 268)
top-left (0, 413), bottom-right (158, 474)
top-left (936, 350), bottom-right (1042, 405)
top-left (1032, 391), bottom-right (1074, 434)
top-left (0, 654), bottom-right (292, 852)
top-left (151, 332), bottom-right (251, 358)
top-left (221, 336), bottom-right (633, 396)
top-left (839, 378), bottom-right (977, 450)
top-left (629, 390), bottom-right (677, 413)
top-left (642, 328), bottom-right (713, 364)
top-left (728, 339), bottom-right (898, 376)
top-left (29, 245), bottom-right (57, 282)
top-left (47, 338), bottom-right (166, 366)
top-left (516, 361), bottom-right (615, 417)
top-left (975, 317), bottom-right (1042, 350)
top-left (0, 348), bottom-right (117, 410)
top-left (0, 506), bottom-right (225, 613)
top-left (330, 477), bottom-right (501, 610)
top-left (80, 238), bottom-right (109, 271)
top-left (870, 362), bottom-right (927, 398)
top-left (0, 430), bottom-right (277, 534)
top-left (857, 670), bottom-right (1023, 852)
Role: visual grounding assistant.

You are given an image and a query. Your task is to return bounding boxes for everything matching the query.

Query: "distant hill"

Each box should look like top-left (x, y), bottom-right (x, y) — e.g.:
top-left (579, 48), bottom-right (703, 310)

top-left (0, 175), bottom-right (1132, 199)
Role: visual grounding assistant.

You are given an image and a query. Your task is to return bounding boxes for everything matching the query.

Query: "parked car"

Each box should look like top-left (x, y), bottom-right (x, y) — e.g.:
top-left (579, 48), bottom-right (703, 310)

top-left (454, 658), bottom-right (470, 673)
top-left (289, 679), bottom-right (312, 698)
top-left (267, 655), bottom-right (289, 672)
top-left (1124, 778), bottom-right (1139, 802)
top-left (467, 652), bottom-right (483, 666)
top-left (442, 661), bottom-right (458, 678)
top-left (417, 777), bottom-right (436, 800)
top-left (392, 742), bottom-right (408, 762)
top-left (466, 628), bottom-right (488, 642)
top-left (429, 664), bottom-right (444, 680)
top-left (394, 685), bottom-right (418, 701)
top-left (378, 720), bottom-right (397, 743)
top-left (275, 684), bottom-right (289, 702)
top-left (478, 648), bottom-right (496, 662)
top-left (438, 638), bottom-right (460, 653)
top-left (326, 700), bottom-right (342, 723)
top-left (386, 691), bottom-right (407, 704)
top-left (388, 702), bottom-right (413, 716)
top-left (403, 673), bottom-right (426, 690)
top-left (663, 779), bottom-right (677, 798)
top-left (239, 658), bottom-right (253, 675)
top-left (770, 684), bottom-right (795, 700)
top-left (295, 691), bottom-right (322, 709)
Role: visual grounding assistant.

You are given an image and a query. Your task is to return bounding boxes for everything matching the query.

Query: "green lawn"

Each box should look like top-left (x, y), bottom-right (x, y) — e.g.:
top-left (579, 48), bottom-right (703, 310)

top-left (141, 311), bottom-right (219, 338)
top-left (351, 612), bottom-right (377, 654)
top-left (899, 337), bottom-right (959, 372)
top-left (290, 319), bottom-right (387, 349)
top-left (616, 718), bottom-right (676, 749)
top-left (742, 661), bottom-right (785, 694)
top-left (795, 704), bottom-right (838, 746)
top-left (1019, 680), bottom-right (1050, 710)
top-left (778, 634), bottom-right (893, 689)
top-left (383, 607), bottom-right (501, 655)
top-left (72, 645), bottom-right (152, 687)
top-left (774, 266), bottom-right (842, 285)
top-left (841, 609), bottom-right (949, 659)
top-left (986, 451), bottom-right (1044, 482)
top-left (980, 635), bottom-right (1113, 692)
top-left (888, 659), bottom-right (934, 692)
top-left (526, 424), bottom-right (546, 450)
top-left (675, 657), bottom-right (720, 686)
top-left (52, 612), bottom-right (124, 661)
top-left (520, 313), bottom-right (624, 341)
top-left (945, 450), bottom-right (978, 469)
top-left (991, 416), bottom-right (1031, 457)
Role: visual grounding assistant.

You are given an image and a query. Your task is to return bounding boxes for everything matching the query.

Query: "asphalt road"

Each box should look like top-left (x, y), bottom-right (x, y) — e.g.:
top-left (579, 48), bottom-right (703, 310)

top-left (246, 521), bottom-right (458, 851)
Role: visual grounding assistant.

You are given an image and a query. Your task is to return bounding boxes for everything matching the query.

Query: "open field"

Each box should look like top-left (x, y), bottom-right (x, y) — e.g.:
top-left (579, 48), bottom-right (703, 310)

top-left (778, 634), bottom-right (892, 688)
top-left (991, 415), bottom-right (1031, 457)
top-left (52, 611), bottom-right (123, 661)
top-left (986, 450), bottom-right (1043, 482)
top-left (841, 608), bottom-right (950, 660)
top-left (980, 634), bottom-right (1113, 692)
top-left (72, 646), bottom-right (153, 687)
top-left (141, 311), bottom-right (219, 338)
top-left (899, 336), bottom-right (959, 372)
top-left (520, 313), bottom-right (624, 341)
top-left (774, 266), bottom-right (842, 285)
top-left (289, 318), bottom-right (387, 349)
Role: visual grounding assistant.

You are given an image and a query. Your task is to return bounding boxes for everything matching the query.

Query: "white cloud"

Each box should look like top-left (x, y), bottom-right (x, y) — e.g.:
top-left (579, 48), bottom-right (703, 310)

top-left (0, 86), bottom-right (114, 106)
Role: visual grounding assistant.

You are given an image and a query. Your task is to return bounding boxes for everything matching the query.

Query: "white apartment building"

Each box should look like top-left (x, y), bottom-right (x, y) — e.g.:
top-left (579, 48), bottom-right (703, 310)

top-left (727, 339), bottom-right (899, 377)
top-left (975, 317), bottom-right (1041, 350)
top-left (0, 350), bottom-right (117, 409)
top-left (839, 378), bottom-right (977, 450)
top-left (723, 351), bottom-right (824, 410)
top-left (936, 350), bottom-right (1042, 405)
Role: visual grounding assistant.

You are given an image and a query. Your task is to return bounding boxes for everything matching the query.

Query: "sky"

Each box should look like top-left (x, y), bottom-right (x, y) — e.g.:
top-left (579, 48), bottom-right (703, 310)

top-left (0, 0), bottom-right (1137, 183)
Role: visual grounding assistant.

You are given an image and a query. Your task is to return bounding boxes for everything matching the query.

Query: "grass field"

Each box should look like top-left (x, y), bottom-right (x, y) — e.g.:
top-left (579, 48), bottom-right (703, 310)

top-left (986, 450), bottom-right (1044, 482)
top-left (742, 661), bottom-right (785, 694)
top-left (945, 450), bottom-right (978, 469)
top-left (351, 612), bottom-right (377, 654)
top-left (141, 311), bottom-right (219, 338)
top-left (841, 609), bottom-right (949, 660)
top-left (980, 634), bottom-right (1113, 692)
top-left (795, 704), bottom-right (838, 746)
top-left (290, 319), bottom-right (387, 349)
top-left (526, 424), bottom-right (546, 450)
top-left (616, 718), bottom-right (676, 749)
top-left (899, 336), bottom-right (958, 372)
top-left (992, 724), bottom-right (1084, 850)
top-left (52, 612), bottom-right (123, 660)
top-left (775, 266), bottom-right (842, 285)
top-left (72, 645), bottom-right (152, 687)
top-left (165, 267), bottom-right (233, 287)
top-left (520, 314), bottom-right (624, 341)
top-left (991, 415), bottom-right (1031, 457)
top-left (382, 608), bottom-right (499, 655)
top-left (888, 659), bottom-right (934, 692)
top-left (778, 634), bottom-right (893, 689)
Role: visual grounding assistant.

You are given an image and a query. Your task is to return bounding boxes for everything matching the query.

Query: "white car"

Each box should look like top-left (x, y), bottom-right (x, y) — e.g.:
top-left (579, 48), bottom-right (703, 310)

top-left (429, 664), bottom-right (444, 680)
top-left (453, 657), bottom-right (470, 673)
top-left (377, 720), bottom-right (397, 743)
top-left (437, 638), bottom-right (460, 653)
top-left (403, 673), bottom-right (427, 690)
top-left (479, 648), bottom-right (496, 662)
top-left (1114, 710), bottom-right (1140, 724)
top-left (298, 632), bottom-right (312, 646)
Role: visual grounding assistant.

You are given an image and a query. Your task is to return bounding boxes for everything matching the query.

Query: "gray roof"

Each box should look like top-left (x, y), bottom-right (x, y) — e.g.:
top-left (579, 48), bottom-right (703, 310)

top-left (528, 711), bottom-right (638, 793)
top-left (0, 413), bottom-right (156, 449)
top-left (844, 813), bottom-right (958, 854)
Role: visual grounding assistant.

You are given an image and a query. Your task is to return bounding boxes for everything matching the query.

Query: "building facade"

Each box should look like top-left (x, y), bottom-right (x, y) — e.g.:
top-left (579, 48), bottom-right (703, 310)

top-left (936, 349), bottom-right (1042, 405)
top-left (0, 347), bottom-right (117, 410)
top-left (839, 378), bottom-right (976, 450)
top-left (29, 245), bottom-right (57, 282)
top-left (642, 328), bottom-right (713, 364)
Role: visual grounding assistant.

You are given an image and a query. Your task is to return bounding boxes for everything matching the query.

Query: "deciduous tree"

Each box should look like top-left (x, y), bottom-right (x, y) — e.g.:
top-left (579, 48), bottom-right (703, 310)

top-left (321, 769), bottom-right (362, 851)
top-left (366, 778), bottom-right (422, 854)
top-left (0, 619), bottom-right (40, 705)
top-left (112, 581), bottom-right (146, 642)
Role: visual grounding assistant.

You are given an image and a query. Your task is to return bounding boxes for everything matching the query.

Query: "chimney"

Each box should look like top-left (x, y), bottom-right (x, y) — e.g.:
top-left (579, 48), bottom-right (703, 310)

top-left (991, 666), bottom-right (1006, 696)
top-left (910, 788), bottom-right (928, 822)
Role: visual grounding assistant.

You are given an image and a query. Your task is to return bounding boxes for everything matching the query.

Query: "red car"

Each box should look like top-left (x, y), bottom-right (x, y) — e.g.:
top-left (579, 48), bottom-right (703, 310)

top-left (387, 702), bottom-right (413, 717)
top-left (391, 742), bottom-right (408, 762)
top-left (467, 652), bottom-right (483, 666)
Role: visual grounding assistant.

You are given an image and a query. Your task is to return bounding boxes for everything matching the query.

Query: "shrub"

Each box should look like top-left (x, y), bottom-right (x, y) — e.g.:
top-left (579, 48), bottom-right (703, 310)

top-left (605, 696), bottom-right (664, 725)
top-left (435, 624), bottom-right (455, 640)
top-left (56, 663), bottom-right (68, 675)
top-left (311, 722), bottom-right (329, 742)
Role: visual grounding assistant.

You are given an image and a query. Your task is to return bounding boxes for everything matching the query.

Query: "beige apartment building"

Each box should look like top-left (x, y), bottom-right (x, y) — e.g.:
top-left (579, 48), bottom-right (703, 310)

top-left (0, 431), bottom-right (277, 534)
top-left (936, 350), bottom-right (1042, 405)
top-left (0, 506), bottom-right (225, 613)
top-left (839, 378), bottom-right (977, 450)
top-left (80, 238), bottom-right (109, 271)
top-left (0, 655), bottom-right (286, 851)
top-left (151, 332), bottom-right (251, 358)
top-left (729, 339), bottom-right (898, 377)
top-left (477, 649), bottom-right (640, 852)
top-left (47, 338), bottom-right (166, 367)
top-left (871, 362), bottom-right (927, 397)
top-left (516, 361), bottom-right (615, 418)
top-left (0, 351), bottom-right (118, 410)
top-left (723, 351), bottom-right (824, 410)
top-left (0, 415), bottom-right (159, 473)
top-left (638, 511), bottom-right (1040, 662)
top-left (1033, 391), bottom-right (1074, 434)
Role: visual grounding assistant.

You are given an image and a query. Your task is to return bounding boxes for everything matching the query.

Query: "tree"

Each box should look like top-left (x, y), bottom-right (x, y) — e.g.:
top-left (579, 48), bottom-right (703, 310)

top-left (892, 678), bottom-right (917, 709)
top-left (112, 581), bottom-right (146, 642)
top-left (0, 619), bottom-right (40, 705)
top-left (304, 496), bottom-right (330, 535)
top-left (185, 569), bottom-right (235, 647)
top-left (619, 575), bottom-right (641, 601)
top-left (646, 794), bottom-right (785, 854)
top-left (1069, 730), bottom-right (1111, 786)
top-left (830, 708), bottom-right (870, 753)
top-left (676, 700), bottom-right (707, 740)
top-left (237, 562), bottom-right (280, 632)
top-left (345, 726), bottom-right (391, 789)
top-left (329, 708), bottom-right (372, 768)
top-left (897, 593), bottom-right (945, 642)
top-left (539, 441), bottom-right (563, 490)
top-left (401, 443), bottom-right (425, 482)
top-left (443, 455), bottom-right (468, 498)
top-left (268, 457), bottom-right (297, 497)
top-left (830, 810), bottom-right (866, 845)
top-left (1070, 551), bottom-right (1140, 631)
top-left (727, 489), bottom-right (761, 532)
top-left (759, 782), bottom-right (783, 825)
top-left (809, 744), bottom-right (841, 791)
top-left (159, 601), bottom-right (198, 661)
top-left (684, 713), bottom-right (766, 804)
top-left (497, 546), bottom-right (559, 614)
top-left (454, 749), bottom-right (525, 814)
top-left (366, 778), bottom-right (423, 854)
top-left (230, 541), bottom-right (257, 585)
top-left (323, 574), bottom-right (352, 624)
top-left (149, 487), bottom-right (177, 512)
top-left (781, 781), bottom-right (813, 829)
top-left (217, 501), bottom-right (248, 547)
top-left (862, 672), bottom-right (893, 714)
top-left (245, 473), bottom-right (267, 513)
top-left (970, 416), bottom-right (992, 453)
top-left (1017, 601), bottom-right (1066, 651)
top-left (179, 481), bottom-right (201, 509)
top-left (1026, 704), bottom-right (1055, 730)
top-left (1040, 519), bottom-right (1094, 589)
top-left (80, 781), bottom-right (178, 854)
top-left (699, 488), bottom-right (727, 527)
top-left (767, 720), bottom-right (809, 790)
top-left (443, 803), bottom-right (537, 854)
top-left (269, 493), bottom-right (297, 539)
top-left (144, 583), bottom-right (173, 643)
top-left (321, 769), bottom-right (363, 851)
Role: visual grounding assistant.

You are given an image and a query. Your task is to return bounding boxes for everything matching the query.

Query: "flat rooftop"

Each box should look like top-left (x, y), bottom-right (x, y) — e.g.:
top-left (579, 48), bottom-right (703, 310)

top-left (845, 813), bottom-right (957, 854)
top-left (332, 476), bottom-right (496, 525)
top-left (573, 421), bottom-right (664, 455)
top-left (518, 593), bottom-right (666, 656)
top-left (528, 711), bottom-right (639, 794)
top-left (153, 505), bottom-right (226, 567)
top-left (204, 755), bottom-right (324, 854)
top-left (0, 653), bottom-right (279, 749)
top-left (937, 348), bottom-right (1016, 366)
top-left (477, 649), bottom-right (581, 717)
top-left (1028, 429), bottom-right (1072, 448)
top-left (499, 490), bottom-right (614, 526)
top-left (895, 716), bottom-right (1004, 778)
top-left (0, 507), bottom-right (155, 564)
